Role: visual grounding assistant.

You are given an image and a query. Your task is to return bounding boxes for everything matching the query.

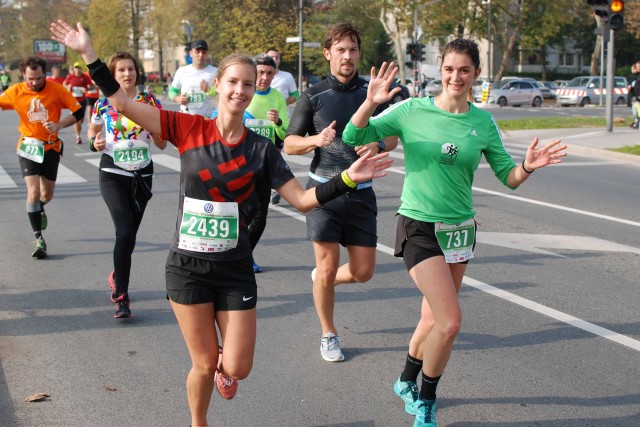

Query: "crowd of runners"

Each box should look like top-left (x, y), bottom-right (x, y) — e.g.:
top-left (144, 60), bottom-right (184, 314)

top-left (0, 17), bottom-right (566, 427)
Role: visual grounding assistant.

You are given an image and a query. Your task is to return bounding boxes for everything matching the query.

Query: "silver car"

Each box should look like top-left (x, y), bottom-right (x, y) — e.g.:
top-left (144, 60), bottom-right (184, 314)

top-left (556, 76), bottom-right (628, 107)
top-left (474, 79), bottom-right (543, 107)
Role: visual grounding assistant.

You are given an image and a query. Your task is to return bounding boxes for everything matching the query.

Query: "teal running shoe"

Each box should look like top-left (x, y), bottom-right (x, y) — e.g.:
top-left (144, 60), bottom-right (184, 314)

top-left (413, 399), bottom-right (437, 427)
top-left (393, 375), bottom-right (419, 415)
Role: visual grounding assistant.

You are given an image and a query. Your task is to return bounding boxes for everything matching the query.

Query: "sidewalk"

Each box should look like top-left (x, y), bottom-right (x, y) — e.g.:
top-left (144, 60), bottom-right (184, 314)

top-left (500, 127), bottom-right (640, 164)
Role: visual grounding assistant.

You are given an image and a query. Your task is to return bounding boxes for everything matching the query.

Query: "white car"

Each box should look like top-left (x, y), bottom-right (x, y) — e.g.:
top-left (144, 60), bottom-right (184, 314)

top-left (474, 79), bottom-right (543, 107)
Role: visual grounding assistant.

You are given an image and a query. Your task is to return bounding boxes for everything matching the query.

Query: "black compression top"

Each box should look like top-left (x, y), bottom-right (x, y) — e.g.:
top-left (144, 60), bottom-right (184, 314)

top-left (286, 73), bottom-right (387, 179)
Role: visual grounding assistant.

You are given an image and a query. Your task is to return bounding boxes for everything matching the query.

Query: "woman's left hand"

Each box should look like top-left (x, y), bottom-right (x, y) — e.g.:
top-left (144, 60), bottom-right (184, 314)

top-left (524, 137), bottom-right (568, 171)
top-left (346, 150), bottom-right (392, 182)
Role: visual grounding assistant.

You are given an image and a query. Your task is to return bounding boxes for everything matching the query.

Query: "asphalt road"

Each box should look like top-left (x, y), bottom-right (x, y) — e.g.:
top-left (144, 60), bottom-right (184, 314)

top-left (481, 102), bottom-right (632, 121)
top-left (0, 108), bottom-right (639, 426)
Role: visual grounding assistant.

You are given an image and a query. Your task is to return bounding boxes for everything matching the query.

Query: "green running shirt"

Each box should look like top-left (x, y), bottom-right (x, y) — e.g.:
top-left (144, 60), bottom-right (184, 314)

top-left (343, 97), bottom-right (517, 224)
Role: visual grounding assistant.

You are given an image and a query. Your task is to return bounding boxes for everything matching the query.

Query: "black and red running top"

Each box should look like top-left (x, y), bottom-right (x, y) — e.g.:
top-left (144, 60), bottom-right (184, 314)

top-left (161, 110), bottom-right (295, 261)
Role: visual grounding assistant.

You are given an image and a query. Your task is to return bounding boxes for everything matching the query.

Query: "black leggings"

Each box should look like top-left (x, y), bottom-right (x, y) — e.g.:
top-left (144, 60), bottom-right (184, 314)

top-left (100, 169), bottom-right (152, 294)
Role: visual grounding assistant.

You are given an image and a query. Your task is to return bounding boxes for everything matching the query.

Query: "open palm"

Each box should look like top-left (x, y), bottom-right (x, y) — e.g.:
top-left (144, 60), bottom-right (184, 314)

top-left (367, 61), bottom-right (401, 105)
top-left (50, 20), bottom-right (93, 55)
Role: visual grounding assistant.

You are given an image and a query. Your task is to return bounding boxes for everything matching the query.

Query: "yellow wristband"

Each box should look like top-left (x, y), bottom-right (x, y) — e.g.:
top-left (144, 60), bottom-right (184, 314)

top-left (341, 170), bottom-right (357, 189)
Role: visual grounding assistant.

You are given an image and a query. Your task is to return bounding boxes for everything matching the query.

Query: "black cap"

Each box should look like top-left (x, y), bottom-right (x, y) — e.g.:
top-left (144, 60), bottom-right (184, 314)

top-left (192, 39), bottom-right (208, 50)
top-left (255, 55), bottom-right (276, 69)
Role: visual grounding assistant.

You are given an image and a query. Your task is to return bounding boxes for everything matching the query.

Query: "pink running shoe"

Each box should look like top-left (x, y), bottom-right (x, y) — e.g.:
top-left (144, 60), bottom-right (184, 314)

top-left (215, 346), bottom-right (238, 399)
top-left (215, 370), bottom-right (238, 400)
top-left (108, 270), bottom-right (117, 302)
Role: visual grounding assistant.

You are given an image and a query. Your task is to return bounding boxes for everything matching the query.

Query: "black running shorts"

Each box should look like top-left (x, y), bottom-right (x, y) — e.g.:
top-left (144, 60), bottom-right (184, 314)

top-left (19, 149), bottom-right (61, 181)
top-left (165, 250), bottom-right (257, 310)
top-left (394, 214), bottom-right (474, 270)
top-left (305, 178), bottom-right (377, 247)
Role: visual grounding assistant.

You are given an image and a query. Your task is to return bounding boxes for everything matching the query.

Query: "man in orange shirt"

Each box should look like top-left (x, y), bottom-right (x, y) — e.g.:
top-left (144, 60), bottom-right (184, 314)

top-left (0, 56), bottom-right (84, 258)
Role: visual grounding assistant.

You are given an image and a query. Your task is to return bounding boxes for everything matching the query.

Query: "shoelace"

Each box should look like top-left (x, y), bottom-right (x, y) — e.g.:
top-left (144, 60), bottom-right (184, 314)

top-left (418, 401), bottom-right (436, 422)
top-left (401, 381), bottom-right (419, 400)
top-left (325, 335), bottom-right (340, 351)
top-left (218, 373), bottom-right (233, 387)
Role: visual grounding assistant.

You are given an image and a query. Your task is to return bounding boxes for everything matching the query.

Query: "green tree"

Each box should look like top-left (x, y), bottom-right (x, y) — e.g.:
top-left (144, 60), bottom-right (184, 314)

top-left (87, 0), bottom-right (131, 61)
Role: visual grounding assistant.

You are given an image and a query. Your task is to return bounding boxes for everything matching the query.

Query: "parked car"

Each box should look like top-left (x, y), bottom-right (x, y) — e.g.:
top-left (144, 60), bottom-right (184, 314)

top-left (474, 79), bottom-right (543, 107)
top-left (536, 81), bottom-right (558, 99)
top-left (556, 76), bottom-right (628, 107)
top-left (553, 79), bottom-right (570, 88)
top-left (146, 71), bottom-right (168, 83)
top-left (422, 79), bottom-right (442, 97)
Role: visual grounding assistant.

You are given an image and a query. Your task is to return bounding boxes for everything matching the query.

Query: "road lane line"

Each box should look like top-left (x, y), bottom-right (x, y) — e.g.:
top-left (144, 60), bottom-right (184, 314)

top-left (0, 165), bottom-right (17, 188)
top-left (269, 204), bottom-right (640, 353)
top-left (471, 187), bottom-right (640, 227)
top-left (463, 277), bottom-right (640, 352)
top-left (56, 164), bottom-right (87, 184)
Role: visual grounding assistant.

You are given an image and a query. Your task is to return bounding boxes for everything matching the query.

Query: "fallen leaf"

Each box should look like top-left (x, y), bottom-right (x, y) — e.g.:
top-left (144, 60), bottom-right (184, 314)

top-left (105, 386), bottom-right (117, 392)
top-left (24, 393), bottom-right (50, 402)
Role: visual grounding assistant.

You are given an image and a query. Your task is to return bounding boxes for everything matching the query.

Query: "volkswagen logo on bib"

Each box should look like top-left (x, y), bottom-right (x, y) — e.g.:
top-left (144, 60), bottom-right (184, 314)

top-left (203, 203), bottom-right (214, 213)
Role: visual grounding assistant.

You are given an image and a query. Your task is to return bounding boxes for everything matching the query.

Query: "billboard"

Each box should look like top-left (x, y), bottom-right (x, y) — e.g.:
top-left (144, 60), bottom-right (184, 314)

top-left (33, 40), bottom-right (66, 64)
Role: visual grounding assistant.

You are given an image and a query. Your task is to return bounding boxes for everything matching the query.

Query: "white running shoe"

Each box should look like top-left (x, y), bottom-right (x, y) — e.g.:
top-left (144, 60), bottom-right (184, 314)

top-left (320, 332), bottom-right (345, 362)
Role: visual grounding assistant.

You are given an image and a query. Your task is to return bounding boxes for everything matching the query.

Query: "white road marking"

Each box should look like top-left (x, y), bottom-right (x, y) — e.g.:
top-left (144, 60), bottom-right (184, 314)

top-left (269, 205), bottom-right (640, 353)
top-left (0, 165), bottom-right (17, 188)
top-left (463, 276), bottom-right (640, 352)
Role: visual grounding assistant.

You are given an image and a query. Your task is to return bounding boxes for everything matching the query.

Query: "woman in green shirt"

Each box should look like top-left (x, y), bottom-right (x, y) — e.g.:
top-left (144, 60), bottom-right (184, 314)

top-left (343, 38), bottom-right (567, 427)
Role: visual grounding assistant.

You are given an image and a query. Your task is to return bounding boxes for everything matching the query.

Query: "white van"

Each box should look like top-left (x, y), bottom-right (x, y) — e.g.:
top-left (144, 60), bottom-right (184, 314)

top-left (556, 76), bottom-right (628, 107)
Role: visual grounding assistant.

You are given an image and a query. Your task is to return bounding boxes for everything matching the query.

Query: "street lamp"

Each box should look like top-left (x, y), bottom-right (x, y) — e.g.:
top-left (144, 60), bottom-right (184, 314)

top-left (482, 0), bottom-right (492, 81)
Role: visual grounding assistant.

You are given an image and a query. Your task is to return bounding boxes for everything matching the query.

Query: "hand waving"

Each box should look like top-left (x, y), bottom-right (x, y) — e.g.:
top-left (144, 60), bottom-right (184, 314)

top-left (367, 62), bottom-right (402, 105)
top-left (50, 20), bottom-right (95, 59)
top-left (346, 150), bottom-right (392, 182)
top-left (524, 137), bottom-right (568, 171)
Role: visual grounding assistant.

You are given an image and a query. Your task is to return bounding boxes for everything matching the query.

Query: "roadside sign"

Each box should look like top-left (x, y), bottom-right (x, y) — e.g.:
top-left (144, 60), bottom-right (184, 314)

top-left (286, 37), bottom-right (301, 43)
top-left (303, 42), bottom-right (321, 48)
top-left (33, 40), bottom-right (66, 64)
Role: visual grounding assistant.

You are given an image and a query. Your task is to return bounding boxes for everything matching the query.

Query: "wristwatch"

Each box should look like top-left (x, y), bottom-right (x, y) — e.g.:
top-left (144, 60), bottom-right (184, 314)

top-left (377, 140), bottom-right (386, 153)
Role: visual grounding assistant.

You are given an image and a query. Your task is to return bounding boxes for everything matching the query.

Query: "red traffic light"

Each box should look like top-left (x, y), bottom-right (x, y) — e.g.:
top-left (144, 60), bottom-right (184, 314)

top-left (610, 0), bottom-right (624, 12)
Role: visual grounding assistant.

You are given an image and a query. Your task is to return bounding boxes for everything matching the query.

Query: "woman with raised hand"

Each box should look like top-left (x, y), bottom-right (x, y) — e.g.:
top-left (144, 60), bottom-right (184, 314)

top-left (51, 19), bottom-right (391, 427)
top-left (342, 39), bottom-right (566, 427)
top-left (87, 51), bottom-right (167, 318)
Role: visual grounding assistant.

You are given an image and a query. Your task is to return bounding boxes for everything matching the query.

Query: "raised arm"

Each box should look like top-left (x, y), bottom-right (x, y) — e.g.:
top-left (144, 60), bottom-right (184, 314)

top-left (50, 20), bottom-right (162, 137)
top-left (277, 149), bottom-right (393, 212)
top-left (350, 62), bottom-right (401, 129)
top-left (506, 137), bottom-right (567, 187)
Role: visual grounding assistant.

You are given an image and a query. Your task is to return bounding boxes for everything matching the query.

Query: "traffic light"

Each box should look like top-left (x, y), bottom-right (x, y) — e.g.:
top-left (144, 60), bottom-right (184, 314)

top-left (406, 43), bottom-right (416, 62)
top-left (586, 0), bottom-right (624, 30)
top-left (416, 43), bottom-right (426, 62)
top-left (609, 0), bottom-right (624, 30)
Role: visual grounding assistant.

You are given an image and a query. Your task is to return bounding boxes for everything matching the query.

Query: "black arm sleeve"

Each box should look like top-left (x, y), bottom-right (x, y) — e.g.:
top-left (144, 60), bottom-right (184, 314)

top-left (72, 107), bottom-right (85, 122)
top-left (87, 59), bottom-right (121, 97)
top-left (286, 90), bottom-right (315, 138)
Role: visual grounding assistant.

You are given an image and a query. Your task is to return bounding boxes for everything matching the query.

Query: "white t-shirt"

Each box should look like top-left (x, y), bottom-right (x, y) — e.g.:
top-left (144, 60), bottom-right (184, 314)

top-left (271, 69), bottom-right (298, 100)
top-left (171, 64), bottom-right (218, 117)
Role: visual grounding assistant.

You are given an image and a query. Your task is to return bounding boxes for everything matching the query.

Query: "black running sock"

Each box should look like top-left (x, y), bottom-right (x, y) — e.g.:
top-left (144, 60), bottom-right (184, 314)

top-left (34, 231), bottom-right (42, 239)
top-left (400, 353), bottom-right (423, 382)
top-left (27, 211), bottom-right (42, 233)
top-left (419, 372), bottom-right (441, 401)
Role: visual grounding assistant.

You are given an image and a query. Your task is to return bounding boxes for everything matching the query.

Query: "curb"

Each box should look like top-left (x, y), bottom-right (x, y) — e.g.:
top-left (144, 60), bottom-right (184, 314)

top-left (564, 143), bottom-right (640, 164)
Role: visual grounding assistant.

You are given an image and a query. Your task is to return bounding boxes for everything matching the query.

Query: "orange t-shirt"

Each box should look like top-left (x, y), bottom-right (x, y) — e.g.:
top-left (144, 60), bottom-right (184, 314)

top-left (0, 80), bottom-right (82, 152)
